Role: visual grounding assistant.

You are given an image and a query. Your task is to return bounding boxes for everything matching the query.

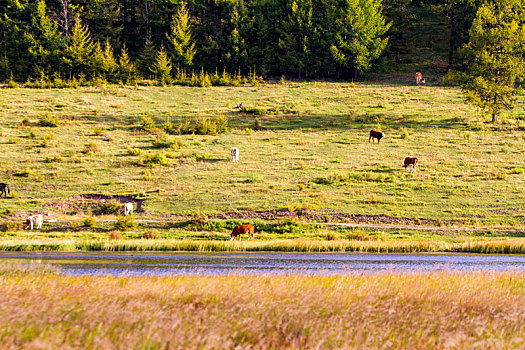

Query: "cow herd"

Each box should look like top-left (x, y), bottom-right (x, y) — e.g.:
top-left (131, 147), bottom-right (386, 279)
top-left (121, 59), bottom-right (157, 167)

top-left (5, 74), bottom-right (425, 237)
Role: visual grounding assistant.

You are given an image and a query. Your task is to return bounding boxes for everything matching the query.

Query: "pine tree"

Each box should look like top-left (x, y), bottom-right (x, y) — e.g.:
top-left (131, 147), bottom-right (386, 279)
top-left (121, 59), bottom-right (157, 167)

top-left (460, 0), bottom-right (525, 122)
top-left (328, 0), bottom-right (390, 79)
top-left (138, 38), bottom-right (157, 78)
top-left (27, 0), bottom-right (65, 77)
top-left (90, 41), bottom-right (105, 79)
top-left (103, 39), bottom-right (118, 81)
top-left (166, 2), bottom-right (196, 69)
top-left (150, 45), bottom-right (172, 85)
top-left (63, 16), bottom-right (95, 79)
top-left (278, 0), bottom-right (314, 78)
top-left (118, 44), bottom-right (136, 84)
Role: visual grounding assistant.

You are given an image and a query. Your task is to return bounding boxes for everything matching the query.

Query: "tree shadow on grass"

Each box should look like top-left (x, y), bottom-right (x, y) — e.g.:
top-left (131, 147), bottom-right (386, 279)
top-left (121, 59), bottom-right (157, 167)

top-left (226, 111), bottom-right (468, 132)
top-left (369, 168), bottom-right (398, 174)
top-left (198, 158), bottom-right (225, 163)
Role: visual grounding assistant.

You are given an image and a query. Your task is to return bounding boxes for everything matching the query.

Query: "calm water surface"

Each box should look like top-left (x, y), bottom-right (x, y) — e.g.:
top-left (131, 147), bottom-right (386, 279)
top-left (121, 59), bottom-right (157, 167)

top-left (2, 252), bottom-right (525, 276)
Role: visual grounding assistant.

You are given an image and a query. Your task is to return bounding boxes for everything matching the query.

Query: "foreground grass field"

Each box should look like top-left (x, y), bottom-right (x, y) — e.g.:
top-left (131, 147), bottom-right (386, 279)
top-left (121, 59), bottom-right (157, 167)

top-left (2, 264), bottom-right (525, 348)
top-left (0, 82), bottom-right (524, 248)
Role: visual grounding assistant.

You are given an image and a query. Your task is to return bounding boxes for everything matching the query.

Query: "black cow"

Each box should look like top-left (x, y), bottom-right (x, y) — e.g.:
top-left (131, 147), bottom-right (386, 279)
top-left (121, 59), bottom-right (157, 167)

top-left (0, 183), bottom-right (9, 197)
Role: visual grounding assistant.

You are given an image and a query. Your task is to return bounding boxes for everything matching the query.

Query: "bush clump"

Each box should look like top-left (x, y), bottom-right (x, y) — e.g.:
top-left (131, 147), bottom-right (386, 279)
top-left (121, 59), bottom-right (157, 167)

top-left (109, 231), bottom-right (123, 239)
top-left (82, 143), bottom-right (100, 154)
top-left (137, 153), bottom-right (169, 167)
top-left (140, 115), bottom-right (155, 132)
top-left (174, 117), bottom-right (228, 136)
top-left (38, 113), bottom-right (59, 127)
top-left (152, 135), bottom-right (173, 149)
top-left (1, 222), bottom-right (21, 232)
top-left (100, 200), bottom-right (122, 215)
top-left (114, 216), bottom-right (137, 231)
top-left (143, 230), bottom-right (159, 239)
top-left (314, 172), bottom-right (395, 185)
top-left (83, 217), bottom-right (96, 228)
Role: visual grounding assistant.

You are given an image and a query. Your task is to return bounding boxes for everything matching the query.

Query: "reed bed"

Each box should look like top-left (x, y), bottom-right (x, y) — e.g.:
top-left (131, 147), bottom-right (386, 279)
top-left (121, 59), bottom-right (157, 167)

top-left (1, 267), bottom-right (525, 349)
top-left (3, 237), bottom-right (525, 254)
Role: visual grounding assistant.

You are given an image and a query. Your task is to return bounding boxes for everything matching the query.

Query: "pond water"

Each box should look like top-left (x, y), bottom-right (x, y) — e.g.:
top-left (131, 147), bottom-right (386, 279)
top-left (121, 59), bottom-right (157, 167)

top-left (2, 252), bottom-right (525, 276)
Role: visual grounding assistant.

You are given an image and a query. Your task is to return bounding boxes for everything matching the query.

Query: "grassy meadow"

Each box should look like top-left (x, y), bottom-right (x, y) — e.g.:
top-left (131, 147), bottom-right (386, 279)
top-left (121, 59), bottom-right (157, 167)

top-left (2, 264), bottom-right (525, 348)
top-left (0, 82), bottom-right (524, 250)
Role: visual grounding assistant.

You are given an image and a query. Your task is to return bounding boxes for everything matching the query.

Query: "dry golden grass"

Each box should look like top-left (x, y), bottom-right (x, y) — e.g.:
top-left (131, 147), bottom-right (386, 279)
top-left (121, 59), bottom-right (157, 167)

top-left (5, 237), bottom-right (525, 253)
top-left (1, 267), bottom-right (525, 349)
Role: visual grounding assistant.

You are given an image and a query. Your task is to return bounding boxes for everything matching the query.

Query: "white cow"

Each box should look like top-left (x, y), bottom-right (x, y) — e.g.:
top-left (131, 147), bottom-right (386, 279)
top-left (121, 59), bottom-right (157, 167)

top-left (231, 147), bottom-right (239, 163)
top-left (124, 202), bottom-right (134, 216)
top-left (25, 214), bottom-right (44, 230)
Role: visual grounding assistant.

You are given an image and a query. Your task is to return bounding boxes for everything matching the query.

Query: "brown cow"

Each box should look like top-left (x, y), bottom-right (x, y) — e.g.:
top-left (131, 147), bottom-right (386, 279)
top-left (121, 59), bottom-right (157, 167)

top-left (403, 157), bottom-right (419, 172)
top-left (230, 224), bottom-right (254, 241)
top-left (415, 72), bottom-right (425, 85)
top-left (369, 130), bottom-right (385, 143)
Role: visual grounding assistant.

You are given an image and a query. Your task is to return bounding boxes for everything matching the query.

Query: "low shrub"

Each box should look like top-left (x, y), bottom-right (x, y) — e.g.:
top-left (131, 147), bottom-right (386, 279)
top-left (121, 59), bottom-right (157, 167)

top-left (127, 148), bottom-right (142, 156)
top-left (45, 155), bottom-right (63, 163)
top-left (7, 79), bottom-right (18, 88)
top-left (1, 222), bottom-right (21, 232)
top-left (82, 143), bottom-right (100, 154)
top-left (241, 106), bottom-right (265, 116)
top-left (83, 217), bottom-right (96, 228)
top-left (138, 153), bottom-right (169, 167)
top-left (314, 172), bottom-right (395, 185)
top-left (100, 200), bottom-right (122, 215)
top-left (152, 135), bottom-right (173, 149)
top-left (114, 216), bottom-right (137, 231)
top-left (143, 230), bottom-right (159, 239)
top-left (163, 120), bottom-right (173, 133)
top-left (38, 113), bottom-right (59, 127)
top-left (109, 231), bottom-right (122, 239)
top-left (21, 167), bottom-right (32, 177)
top-left (140, 115), bottom-right (155, 132)
top-left (173, 117), bottom-right (228, 135)
top-left (325, 232), bottom-right (337, 240)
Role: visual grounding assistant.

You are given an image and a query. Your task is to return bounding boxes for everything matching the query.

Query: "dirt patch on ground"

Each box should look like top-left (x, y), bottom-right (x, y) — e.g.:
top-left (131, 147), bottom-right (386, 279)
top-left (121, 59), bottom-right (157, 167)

top-left (43, 194), bottom-right (145, 215)
top-left (206, 209), bottom-right (438, 226)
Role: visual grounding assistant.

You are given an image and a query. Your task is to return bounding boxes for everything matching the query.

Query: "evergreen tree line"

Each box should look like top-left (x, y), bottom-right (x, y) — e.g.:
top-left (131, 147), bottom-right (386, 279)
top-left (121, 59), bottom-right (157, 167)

top-left (0, 0), bottom-right (508, 83)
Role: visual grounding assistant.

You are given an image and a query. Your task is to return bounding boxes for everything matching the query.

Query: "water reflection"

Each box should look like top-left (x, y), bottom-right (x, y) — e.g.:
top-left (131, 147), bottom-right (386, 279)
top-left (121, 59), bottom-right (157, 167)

top-left (1, 252), bottom-right (525, 276)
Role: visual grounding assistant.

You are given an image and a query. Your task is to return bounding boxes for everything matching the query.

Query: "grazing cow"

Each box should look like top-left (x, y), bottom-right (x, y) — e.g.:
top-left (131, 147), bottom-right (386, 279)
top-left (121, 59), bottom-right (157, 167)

top-left (25, 214), bottom-right (44, 230)
top-left (403, 157), bottom-right (419, 173)
top-left (0, 183), bottom-right (9, 197)
top-left (415, 72), bottom-right (425, 86)
top-left (124, 202), bottom-right (133, 216)
top-left (230, 224), bottom-right (254, 241)
top-left (369, 130), bottom-right (385, 144)
top-left (231, 147), bottom-right (239, 163)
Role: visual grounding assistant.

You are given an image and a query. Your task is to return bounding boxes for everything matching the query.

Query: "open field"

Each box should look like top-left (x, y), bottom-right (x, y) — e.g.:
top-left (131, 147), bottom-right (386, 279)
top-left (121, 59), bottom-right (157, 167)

top-left (0, 82), bottom-right (524, 249)
top-left (1, 264), bottom-right (525, 348)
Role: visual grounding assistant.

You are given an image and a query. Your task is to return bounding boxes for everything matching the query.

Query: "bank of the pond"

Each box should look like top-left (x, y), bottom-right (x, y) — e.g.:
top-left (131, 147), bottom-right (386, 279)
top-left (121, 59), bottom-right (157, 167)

top-left (2, 238), bottom-right (525, 254)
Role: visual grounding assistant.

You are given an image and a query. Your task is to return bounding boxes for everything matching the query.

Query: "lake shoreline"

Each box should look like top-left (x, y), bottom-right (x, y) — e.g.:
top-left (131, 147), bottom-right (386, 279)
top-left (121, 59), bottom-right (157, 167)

top-left (1, 237), bottom-right (525, 254)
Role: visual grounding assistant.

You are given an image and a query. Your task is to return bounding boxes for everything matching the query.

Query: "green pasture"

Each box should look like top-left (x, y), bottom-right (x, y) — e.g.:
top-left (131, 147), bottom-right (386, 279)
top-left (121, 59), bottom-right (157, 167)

top-left (0, 82), bottom-right (524, 232)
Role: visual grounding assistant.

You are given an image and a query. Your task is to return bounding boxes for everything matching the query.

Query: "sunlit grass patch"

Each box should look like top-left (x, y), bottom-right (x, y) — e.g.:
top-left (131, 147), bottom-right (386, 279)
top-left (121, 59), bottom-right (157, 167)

top-left (0, 83), bottom-right (523, 230)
